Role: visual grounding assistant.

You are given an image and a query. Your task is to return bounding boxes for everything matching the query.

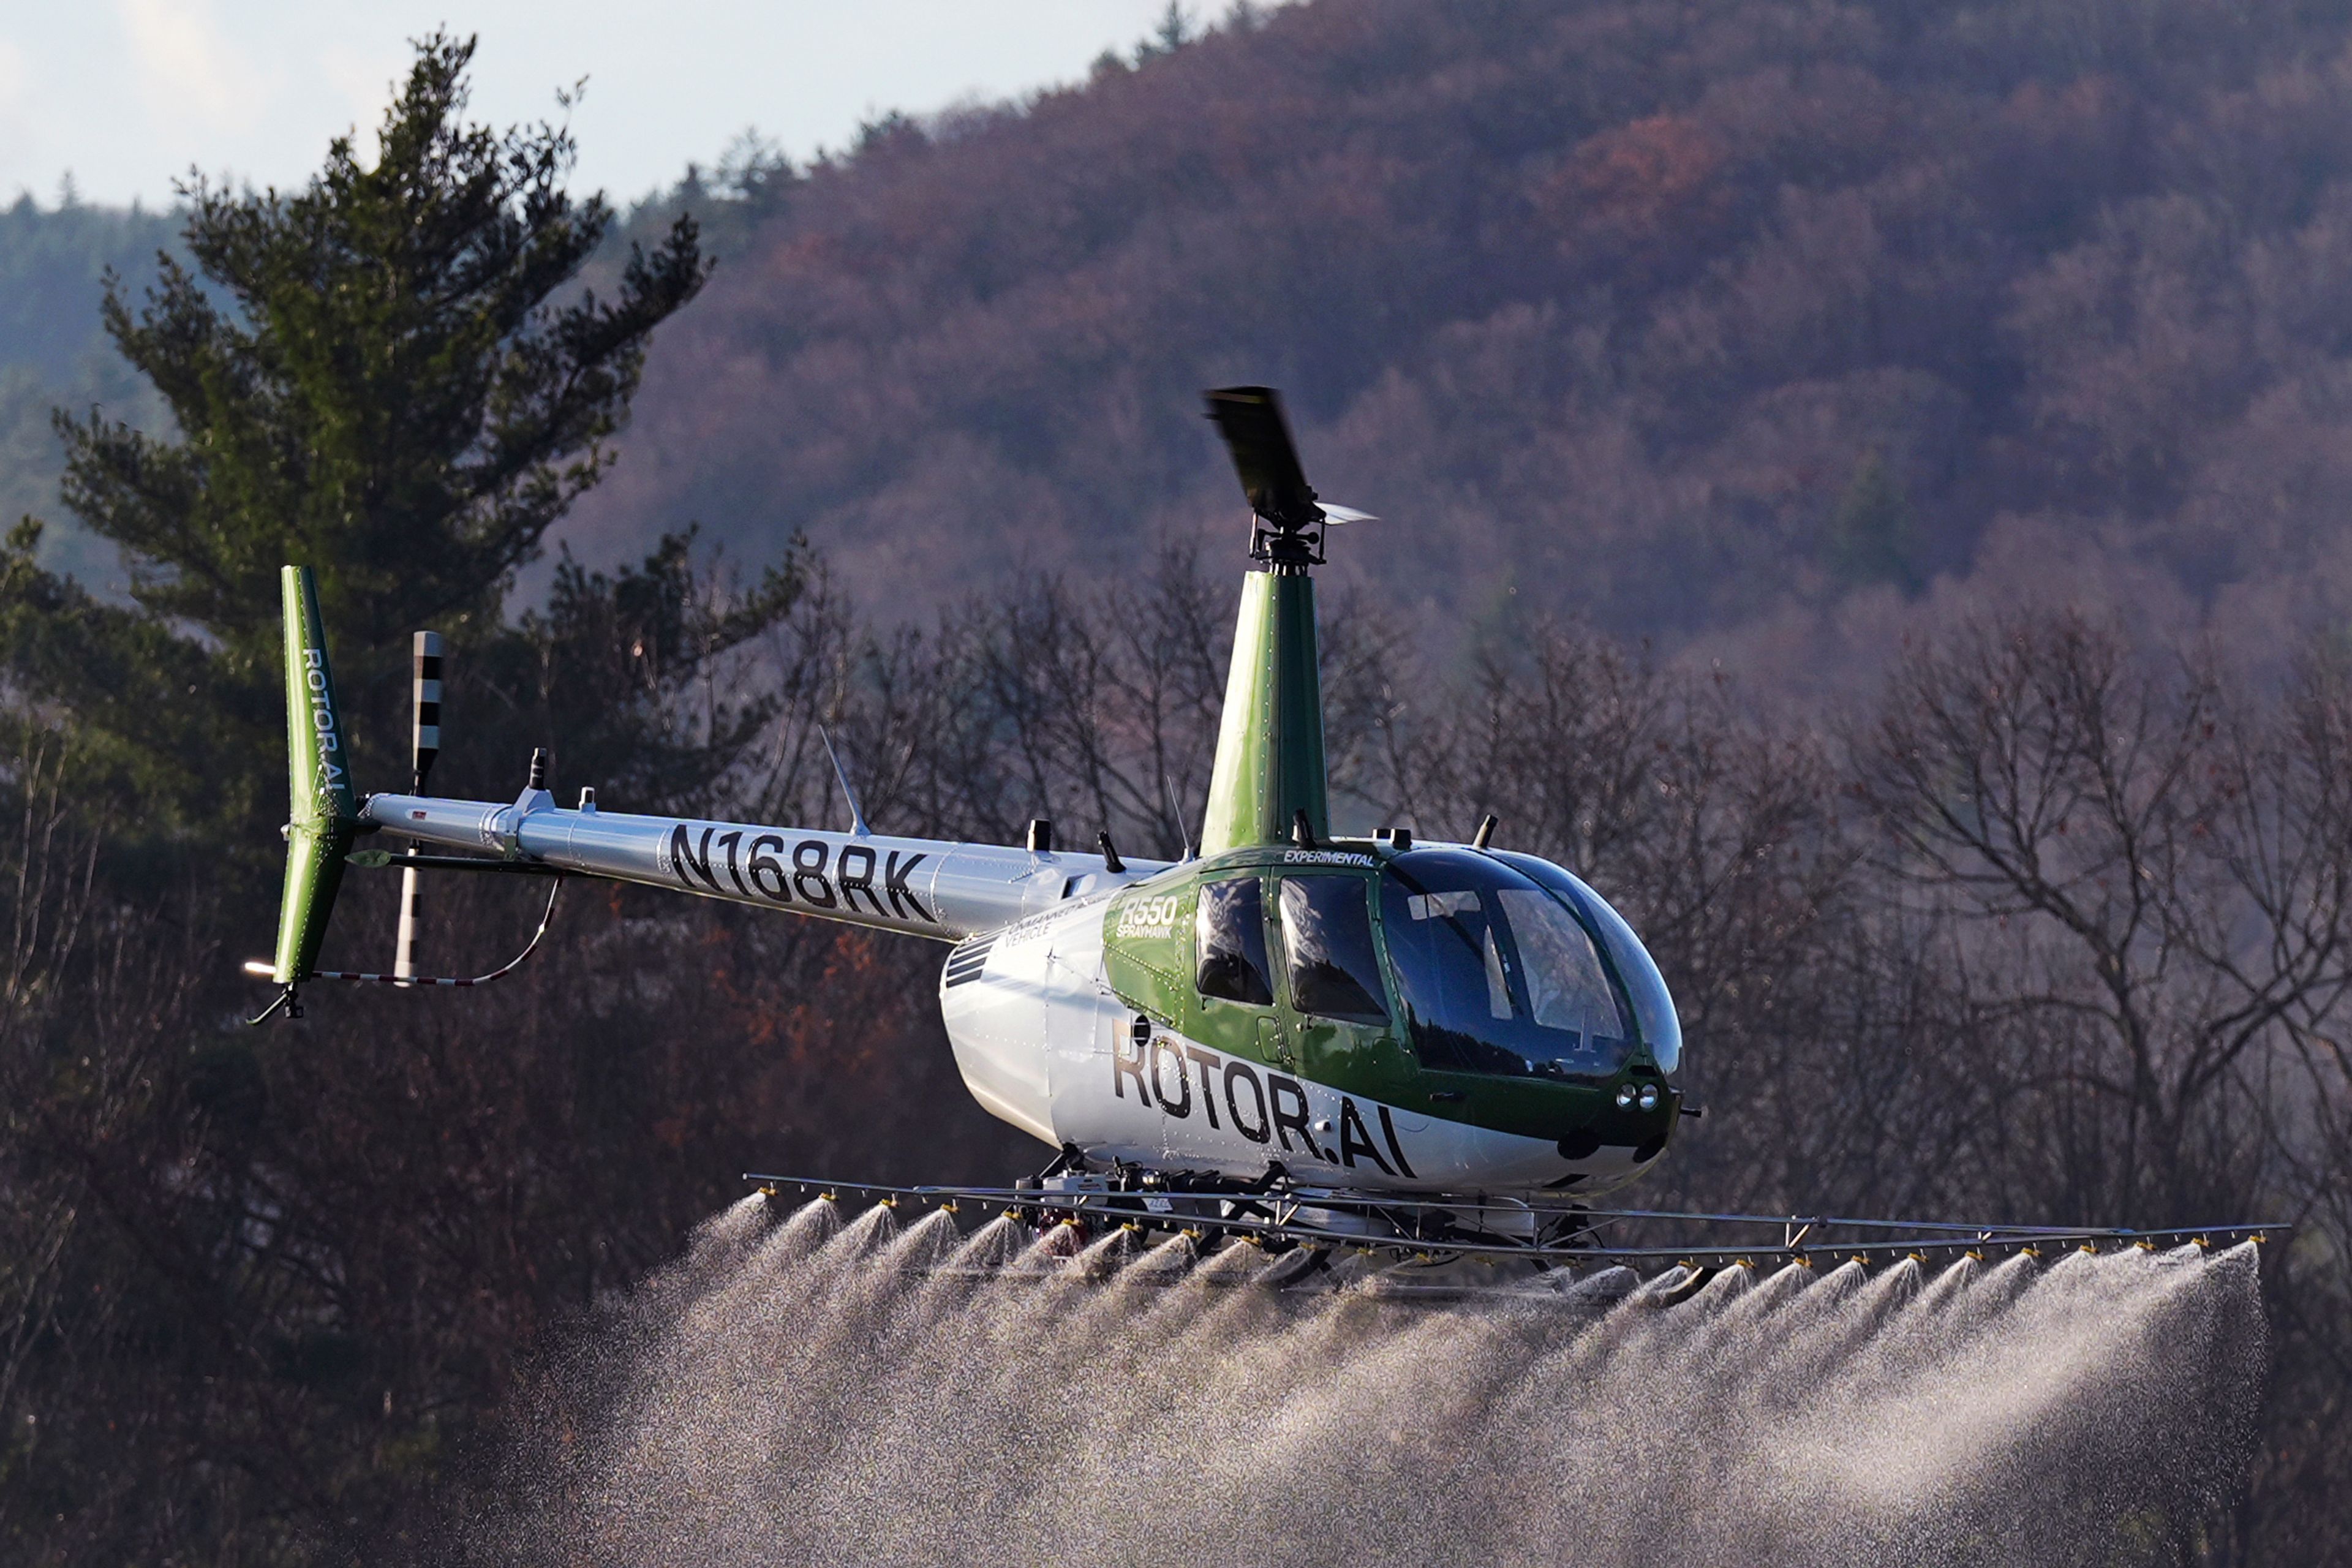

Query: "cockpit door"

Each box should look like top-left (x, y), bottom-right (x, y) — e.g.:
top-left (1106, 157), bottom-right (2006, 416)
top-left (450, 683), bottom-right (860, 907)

top-left (1192, 872), bottom-right (1284, 1067)
top-left (1268, 870), bottom-right (1408, 1095)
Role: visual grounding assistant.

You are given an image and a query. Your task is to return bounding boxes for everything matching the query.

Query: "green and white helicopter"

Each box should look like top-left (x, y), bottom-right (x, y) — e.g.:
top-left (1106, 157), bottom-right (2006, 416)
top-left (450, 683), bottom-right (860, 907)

top-left (249, 388), bottom-right (2277, 1268)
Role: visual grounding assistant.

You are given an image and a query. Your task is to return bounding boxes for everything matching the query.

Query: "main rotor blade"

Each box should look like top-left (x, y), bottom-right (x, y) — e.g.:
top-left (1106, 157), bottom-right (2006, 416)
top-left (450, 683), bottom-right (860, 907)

top-left (1205, 385), bottom-right (1322, 531)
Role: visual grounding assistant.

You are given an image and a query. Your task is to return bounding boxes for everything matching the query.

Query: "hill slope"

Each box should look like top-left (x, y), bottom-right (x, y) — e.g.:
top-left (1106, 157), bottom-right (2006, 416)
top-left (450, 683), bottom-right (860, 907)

top-left (13, 3), bottom-right (2352, 651)
top-left (0, 197), bottom-right (175, 584)
top-left (560, 0), bottom-right (2352, 647)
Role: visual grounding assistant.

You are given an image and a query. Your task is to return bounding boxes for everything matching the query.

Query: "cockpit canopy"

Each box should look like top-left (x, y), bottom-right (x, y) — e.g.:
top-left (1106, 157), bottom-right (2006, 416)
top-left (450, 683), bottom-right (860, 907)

top-left (1382, 847), bottom-right (1678, 1080)
top-left (1193, 846), bottom-right (1681, 1082)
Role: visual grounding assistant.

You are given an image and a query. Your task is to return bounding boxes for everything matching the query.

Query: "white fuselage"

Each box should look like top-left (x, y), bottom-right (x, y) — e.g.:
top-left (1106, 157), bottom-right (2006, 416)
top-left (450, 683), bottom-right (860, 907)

top-left (361, 789), bottom-right (1633, 1196)
top-left (937, 883), bottom-right (1642, 1196)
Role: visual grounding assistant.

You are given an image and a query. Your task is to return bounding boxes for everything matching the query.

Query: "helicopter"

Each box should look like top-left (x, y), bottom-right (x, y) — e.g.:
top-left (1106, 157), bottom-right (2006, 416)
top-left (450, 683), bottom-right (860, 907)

top-left (247, 388), bottom-right (2277, 1267)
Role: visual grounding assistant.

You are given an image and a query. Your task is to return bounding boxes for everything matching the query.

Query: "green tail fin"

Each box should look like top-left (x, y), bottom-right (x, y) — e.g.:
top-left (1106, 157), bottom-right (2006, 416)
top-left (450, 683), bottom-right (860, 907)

top-left (268, 565), bottom-right (358, 986)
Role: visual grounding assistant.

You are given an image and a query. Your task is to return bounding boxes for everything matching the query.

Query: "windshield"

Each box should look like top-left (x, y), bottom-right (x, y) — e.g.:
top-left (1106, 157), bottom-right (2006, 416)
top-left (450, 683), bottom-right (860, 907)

top-left (1379, 848), bottom-right (1635, 1079)
top-left (1493, 851), bottom-right (1682, 1075)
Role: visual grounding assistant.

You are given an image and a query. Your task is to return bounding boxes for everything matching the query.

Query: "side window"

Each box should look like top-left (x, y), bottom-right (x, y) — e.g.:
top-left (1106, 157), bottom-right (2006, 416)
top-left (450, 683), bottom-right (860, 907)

top-left (1278, 876), bottom-right (1389, 1024)
top-left (1381, 883), bottom-right (1525, 1074)
top-left (1196, 876), bottom-right (1273, 1006)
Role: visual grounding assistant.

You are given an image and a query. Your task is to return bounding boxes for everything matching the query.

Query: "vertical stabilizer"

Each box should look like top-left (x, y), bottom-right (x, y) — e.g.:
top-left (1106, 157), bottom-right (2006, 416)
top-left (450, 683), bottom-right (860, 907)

top-left (268, 566), bottom-right (360, 986)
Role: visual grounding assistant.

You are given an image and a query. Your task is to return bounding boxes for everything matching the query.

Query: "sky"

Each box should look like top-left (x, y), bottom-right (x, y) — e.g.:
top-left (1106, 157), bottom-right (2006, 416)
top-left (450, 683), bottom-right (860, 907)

top-left (0, 1), bottom-right (1186, 211)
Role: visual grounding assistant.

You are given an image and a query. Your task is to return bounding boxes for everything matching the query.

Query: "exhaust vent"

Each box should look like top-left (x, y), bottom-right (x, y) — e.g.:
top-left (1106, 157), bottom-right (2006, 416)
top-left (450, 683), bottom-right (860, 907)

top-left (943, 935), bottom-right (995, 989)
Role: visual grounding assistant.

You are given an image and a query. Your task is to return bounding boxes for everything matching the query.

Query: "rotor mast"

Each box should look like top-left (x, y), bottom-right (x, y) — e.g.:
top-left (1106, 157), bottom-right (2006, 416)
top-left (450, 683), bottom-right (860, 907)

top-left (1199, 387), bottom-right (1333, 856)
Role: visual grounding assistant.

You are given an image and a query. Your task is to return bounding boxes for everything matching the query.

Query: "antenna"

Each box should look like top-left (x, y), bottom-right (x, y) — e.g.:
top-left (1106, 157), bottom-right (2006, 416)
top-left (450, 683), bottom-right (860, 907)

top-left (398, 631), bottom-right (443, 986)
top-left (819, 726), bottom-right (871, 837)
top-left (1161, 772), bottom-right (1193, 861)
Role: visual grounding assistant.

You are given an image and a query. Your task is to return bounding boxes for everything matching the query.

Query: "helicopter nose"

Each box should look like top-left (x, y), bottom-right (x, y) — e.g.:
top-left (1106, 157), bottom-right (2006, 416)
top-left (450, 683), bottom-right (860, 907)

top-left (1556, 1080), bottom-right (1680, 1165)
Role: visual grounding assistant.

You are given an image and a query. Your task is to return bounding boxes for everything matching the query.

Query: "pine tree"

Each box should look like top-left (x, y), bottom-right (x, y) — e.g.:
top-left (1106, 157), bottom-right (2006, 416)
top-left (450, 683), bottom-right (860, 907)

top-left (2, 32), bottom-right (710, 828)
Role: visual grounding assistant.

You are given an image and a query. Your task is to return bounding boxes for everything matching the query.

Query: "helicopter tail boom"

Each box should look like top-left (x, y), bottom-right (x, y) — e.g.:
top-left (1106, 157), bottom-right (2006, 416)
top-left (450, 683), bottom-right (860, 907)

top-left (249, 563), bottom-right (1168, 1014)
top-left (356, 791), bottom-right (1166, 943)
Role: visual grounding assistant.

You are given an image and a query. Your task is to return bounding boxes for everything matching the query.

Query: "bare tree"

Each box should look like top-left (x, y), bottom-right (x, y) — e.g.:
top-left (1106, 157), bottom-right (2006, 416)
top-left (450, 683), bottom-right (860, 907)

top-left (1846, 612), bottom-right (2348, 1224)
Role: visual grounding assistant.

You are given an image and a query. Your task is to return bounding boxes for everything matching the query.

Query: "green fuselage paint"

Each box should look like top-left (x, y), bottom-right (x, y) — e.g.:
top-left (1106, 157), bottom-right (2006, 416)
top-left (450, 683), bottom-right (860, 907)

top-left (1199, 568), bottom-right (1328, 856)
top-left (1105, 529), bottom-right (1680, 1180)
top-left (1101, 846), bottom-right (1681, 1172)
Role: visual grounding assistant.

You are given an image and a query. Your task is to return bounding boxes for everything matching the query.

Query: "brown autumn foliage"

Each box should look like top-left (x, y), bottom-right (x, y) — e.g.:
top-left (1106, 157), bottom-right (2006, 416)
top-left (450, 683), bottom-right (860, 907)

top-left (571, 0), bottom-right (2352, 669)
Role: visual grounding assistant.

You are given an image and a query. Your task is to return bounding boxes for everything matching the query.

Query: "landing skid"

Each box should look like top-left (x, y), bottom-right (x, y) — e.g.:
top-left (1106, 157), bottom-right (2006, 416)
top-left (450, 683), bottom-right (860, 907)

top-left (742, 1170), bottom-right (2286, 1270)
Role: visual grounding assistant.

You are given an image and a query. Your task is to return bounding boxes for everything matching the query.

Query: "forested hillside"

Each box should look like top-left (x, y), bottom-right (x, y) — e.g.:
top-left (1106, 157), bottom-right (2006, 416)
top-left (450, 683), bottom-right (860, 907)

top-left (558, 0), bottom-right (2352, 658)
top-left (0, 197), bottom-right (173, 586)
top-left (17, 2), bottom-right (2352, 658)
